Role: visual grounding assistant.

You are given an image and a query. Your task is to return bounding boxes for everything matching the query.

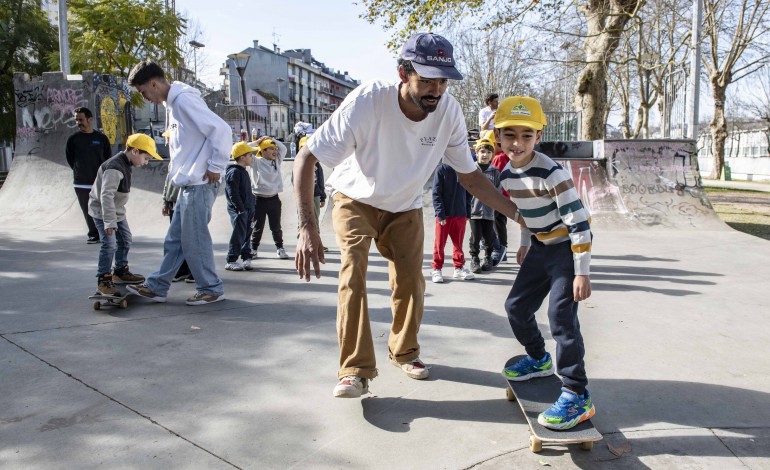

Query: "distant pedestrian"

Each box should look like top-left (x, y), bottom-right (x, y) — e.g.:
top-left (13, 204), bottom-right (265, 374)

top-left (126, 59), bottom-right (231, 305)
top-left (468, 138), bottom-right (501, 274)
top-left (89, 134), bottom-right (161, 296)
top-left (66, 107), bottom-right (112, 244)
top-left (161, 175), bottom-right (193, 283)
top-left (225, 142), bottom-right (257, 271)
top-left (487, 129), bottom-right (510, 265)
top-left (430, 162), bottom-right (474, 283)
top-left (478, 93), bottom-right (499, 131)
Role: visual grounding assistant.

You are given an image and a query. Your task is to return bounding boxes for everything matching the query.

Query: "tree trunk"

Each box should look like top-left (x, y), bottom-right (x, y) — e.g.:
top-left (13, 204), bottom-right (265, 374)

top-left (709, 81), bottom-right (728, 179)
top-left (576, 54), bottom-right (609, 140)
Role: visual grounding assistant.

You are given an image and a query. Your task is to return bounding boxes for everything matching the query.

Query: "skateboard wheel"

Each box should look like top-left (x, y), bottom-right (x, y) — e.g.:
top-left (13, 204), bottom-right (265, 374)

top-left (530, 436), bottom-right (542, 453)
top-left (93, 301), bottom-right (101, 310)
top-left (505, 386), bottom-right (515, 401)
top-left (580, 441), bottom-right (594, 451)
top-left (120, 299), bottom-right (128, 309)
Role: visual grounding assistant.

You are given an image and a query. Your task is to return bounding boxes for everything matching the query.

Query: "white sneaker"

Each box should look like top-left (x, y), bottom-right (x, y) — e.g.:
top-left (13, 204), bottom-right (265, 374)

top-left (277, 247), bottom-right (289, 259)
top-left (242, 259), bottom-right (253, 270)
top-left (431, 269), bottom-right (444, 283)
top-left (453, 266), bottom-right (475, 280)
top-left (225, 262), bottom-right (243, 271)
top-left (333, 376), bottom-right (369, 398)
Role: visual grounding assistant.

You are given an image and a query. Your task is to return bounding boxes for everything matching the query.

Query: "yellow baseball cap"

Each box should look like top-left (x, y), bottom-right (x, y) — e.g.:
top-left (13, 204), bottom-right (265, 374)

top-left (474, 138), bottom-right (494, 150)
top-left (494, 96), bottom-right (547, 130)
top-left (256, 138), bottom-right (277, 155)
top-left (126, 133), bottom-right (162, 160)
top-left (298, 136), bottom-right (309, 149)
top-left (231, 141), bottom-right (258, 159)
top-left (480, 129), bottom-right (496, 145)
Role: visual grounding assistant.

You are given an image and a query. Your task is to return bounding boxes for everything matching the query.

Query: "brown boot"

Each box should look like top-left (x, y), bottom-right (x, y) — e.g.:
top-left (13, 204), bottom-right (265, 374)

top-left (97, 274), bottom-right (120, 297)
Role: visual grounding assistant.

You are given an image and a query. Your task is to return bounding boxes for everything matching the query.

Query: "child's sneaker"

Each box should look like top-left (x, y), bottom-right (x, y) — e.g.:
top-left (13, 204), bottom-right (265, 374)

top-left (481, 256), bottom-right (492, 271)
top-left (538, 387), bottom-right (595, 430)
top-left (277, 247), bottom-right (289, 259)
top-left (242, 258), bottom-right (253, 270)
top-left (225, 262), bottom-right (243, 271)
top-left (502, 353), bottom-right (554, 381)
top-left (453, 266), bottom-right (475, 280)
top-left (97, 274), bottom-right (119, 297)
top-left (470, 257), bottom-right (482, 274)
top-left (333, 376), bottom-right (369, 398)
top-left (112, 265), bottom-right (145, 284)
top-left (390, 356), bottom-right (429, 379)
top-left (186, 291), bottom-right (225, 306)
top-left (431, 269), bottom-right (444, 283)
top-left (126, 283), bottom-right (167, 303)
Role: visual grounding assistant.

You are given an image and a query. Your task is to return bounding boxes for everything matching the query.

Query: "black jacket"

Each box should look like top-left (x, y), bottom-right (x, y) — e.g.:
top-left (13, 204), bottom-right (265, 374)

top-left (225, 164), bottom-right (256, 213)
top-left (65, 131), bottom-right (112, 185)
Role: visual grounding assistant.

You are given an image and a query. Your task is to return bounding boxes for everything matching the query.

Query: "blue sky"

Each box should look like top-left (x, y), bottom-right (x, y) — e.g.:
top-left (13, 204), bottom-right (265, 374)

top-left (175, 0), bottom-right (400, 87)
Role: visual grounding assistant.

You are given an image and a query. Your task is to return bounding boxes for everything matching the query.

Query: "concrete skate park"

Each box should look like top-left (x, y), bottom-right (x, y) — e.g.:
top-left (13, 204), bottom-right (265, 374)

top-left (1, 73), bottom-right (769, 469)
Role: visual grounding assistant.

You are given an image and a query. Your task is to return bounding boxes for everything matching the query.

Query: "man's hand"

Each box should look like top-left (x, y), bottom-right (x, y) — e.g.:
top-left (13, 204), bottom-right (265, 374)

top-left (573, 275), bottom-right (591, 302)
top-left (320, 200), bottom-right (326, 208)
top-left (295, 225), bottom-right (325, 281)
top-left (203, 170), bottom-right (220, 184)
top-left (516, 246), bottom-right (529, 265)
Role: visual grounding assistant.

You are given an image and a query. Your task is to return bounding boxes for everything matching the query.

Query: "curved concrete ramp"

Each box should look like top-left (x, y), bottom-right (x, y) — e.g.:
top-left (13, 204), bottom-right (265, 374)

top-left (539, 140), bottom-right (727, 231)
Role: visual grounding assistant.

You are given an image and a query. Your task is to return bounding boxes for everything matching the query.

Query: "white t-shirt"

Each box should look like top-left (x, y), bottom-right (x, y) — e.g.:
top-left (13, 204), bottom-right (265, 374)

top-left (307, 80), bottom-right (476, 213)
top-left (478, 106), bottom-right (494, 130)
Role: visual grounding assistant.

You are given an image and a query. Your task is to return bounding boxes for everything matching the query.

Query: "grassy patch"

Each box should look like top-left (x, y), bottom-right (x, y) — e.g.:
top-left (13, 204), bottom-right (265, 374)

top-left (705, 188), bottom-right (770, 241)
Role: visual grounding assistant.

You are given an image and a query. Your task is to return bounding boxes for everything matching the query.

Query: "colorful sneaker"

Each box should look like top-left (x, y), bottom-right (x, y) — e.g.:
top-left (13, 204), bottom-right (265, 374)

top-left (242, 259), bottom-right (253, 271)
top-left (333, 376), bottom-right (369, 398)
top-left (277, 247), bottom-right (289, 259)
top-left (502, 353), bottom-right (554, 381)
top-left (113, 265), bottom-right (145, 284)
top-left (538, 387), bottom-right (595, 430)
top-left (453, 266), bottom-right (475, 280)
top-left (390, 356), bottom-right (429, 380)
top-left (225, 262), bottom-right (243, 271)
top-left (186, 291), bottom-right (225, 306)
top-left (431, 269), bottom-right (444, 283)
top-left (126, 283), bottom-right (167, 303)
top-left (470, 257), bottom-right (482, 274)
top-left (96, 274), bottom-right (119, 297)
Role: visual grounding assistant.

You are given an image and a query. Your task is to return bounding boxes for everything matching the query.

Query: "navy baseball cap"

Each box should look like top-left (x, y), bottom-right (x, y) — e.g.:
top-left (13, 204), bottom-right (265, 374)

top-left (400, 32), bottom-right (463, 80)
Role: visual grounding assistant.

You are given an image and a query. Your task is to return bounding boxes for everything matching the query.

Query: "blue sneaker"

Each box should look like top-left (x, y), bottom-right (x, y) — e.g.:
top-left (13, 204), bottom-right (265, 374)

top-left (502, 353), bottom-right (554, 381)
top-left (538, 387), bottom-right (595, 430)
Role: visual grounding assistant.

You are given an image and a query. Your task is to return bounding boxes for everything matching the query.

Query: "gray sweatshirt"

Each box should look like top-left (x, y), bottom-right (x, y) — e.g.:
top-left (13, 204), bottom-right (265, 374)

top-left (88, 152), bottom-right (132, 228)
top-left (250, 139), bottom-right (287, 196)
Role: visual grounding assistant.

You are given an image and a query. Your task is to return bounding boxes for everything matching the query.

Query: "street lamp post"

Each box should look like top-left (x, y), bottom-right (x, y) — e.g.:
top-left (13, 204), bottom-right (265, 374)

top-left (228, 53), bottom-right (251, 140)
top-left (189, 40), bottom-right (205, 82)
top-left (276, 77), bottom-right (285, 138)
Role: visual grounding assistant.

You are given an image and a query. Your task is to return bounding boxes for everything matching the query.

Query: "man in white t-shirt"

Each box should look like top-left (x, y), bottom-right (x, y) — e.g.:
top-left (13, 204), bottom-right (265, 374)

top-left (478, 93), bottom-right (499, 131)
top-left (293, 32), bottom-right (523, 399)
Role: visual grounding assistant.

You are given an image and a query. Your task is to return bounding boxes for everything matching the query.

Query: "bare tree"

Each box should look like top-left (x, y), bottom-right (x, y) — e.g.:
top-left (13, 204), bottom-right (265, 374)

top-left (702, 0), bottom-right (770, 179)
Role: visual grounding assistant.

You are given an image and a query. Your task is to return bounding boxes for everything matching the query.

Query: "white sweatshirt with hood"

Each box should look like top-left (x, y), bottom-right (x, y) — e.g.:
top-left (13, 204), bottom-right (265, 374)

top-left (165, 82), bottom-right (232, 187)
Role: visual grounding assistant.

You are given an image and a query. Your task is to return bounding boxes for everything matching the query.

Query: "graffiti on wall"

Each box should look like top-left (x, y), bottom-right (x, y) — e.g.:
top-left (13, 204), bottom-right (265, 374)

top-left (15, 83), bottom-right (89, 142)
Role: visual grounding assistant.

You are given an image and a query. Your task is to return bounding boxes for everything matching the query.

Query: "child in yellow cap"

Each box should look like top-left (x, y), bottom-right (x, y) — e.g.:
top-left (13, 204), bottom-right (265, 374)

top-left (225, 142), bottom-right (258, 271)
top-left (496, 96), bottom-right (594, 431)
top-left (468, 138), bottom-right (502, 273)
top-left (89, 133), bottom-right (162, 296)
top-left (249, 136), bottom-right (290, 259)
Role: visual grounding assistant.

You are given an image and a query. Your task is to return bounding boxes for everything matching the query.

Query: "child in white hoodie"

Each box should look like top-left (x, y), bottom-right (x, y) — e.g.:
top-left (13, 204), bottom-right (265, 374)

top-left (249, 136), bottom-right (290, 259)
top-left (126, 59), bottom-right (231, 306)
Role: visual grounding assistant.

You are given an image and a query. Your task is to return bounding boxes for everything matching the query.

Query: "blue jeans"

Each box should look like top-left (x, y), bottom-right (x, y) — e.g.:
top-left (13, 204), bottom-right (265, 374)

top-left (227, 207), bottom-right (254, 263)
top-left (146, 183), bottom-right (224, 296)
top-left (94, 218), bottom-right (132, 276)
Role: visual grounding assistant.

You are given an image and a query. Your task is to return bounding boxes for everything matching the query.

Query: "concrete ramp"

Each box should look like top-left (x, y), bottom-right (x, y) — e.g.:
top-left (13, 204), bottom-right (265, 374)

top-left (538, 140), bottom-right (727, 230)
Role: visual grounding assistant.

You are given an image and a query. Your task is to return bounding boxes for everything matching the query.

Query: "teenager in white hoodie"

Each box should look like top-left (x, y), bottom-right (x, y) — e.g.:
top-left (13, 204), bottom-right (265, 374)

top-left (126, 59), bottom-right (231, 305)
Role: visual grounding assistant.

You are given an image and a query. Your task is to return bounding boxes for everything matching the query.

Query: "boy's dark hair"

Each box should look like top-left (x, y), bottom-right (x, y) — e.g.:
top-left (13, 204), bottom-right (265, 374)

top-left (397, 59), bottom-right (416, 76)
top-left (485, 93), bottom-right (499, 105)
top-left (128, 59), bottom-right (165, 86)
top-left (73, 107), bottom-right (92, 118)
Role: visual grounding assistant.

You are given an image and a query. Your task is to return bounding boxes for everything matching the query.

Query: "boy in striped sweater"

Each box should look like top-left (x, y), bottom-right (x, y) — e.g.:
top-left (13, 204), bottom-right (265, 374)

top-left (496, 96), bottom-right (595, 431)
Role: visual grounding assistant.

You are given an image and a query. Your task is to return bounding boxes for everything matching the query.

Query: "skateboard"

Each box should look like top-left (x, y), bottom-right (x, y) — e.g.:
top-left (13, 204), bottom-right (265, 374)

top-left (503, 355), bottom-right (602, 453)
top-left (88, 291), bottom-right (131, 310)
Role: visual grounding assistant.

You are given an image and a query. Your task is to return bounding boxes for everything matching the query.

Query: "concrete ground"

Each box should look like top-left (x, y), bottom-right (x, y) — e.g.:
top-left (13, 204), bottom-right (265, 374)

top-left (1, 164), bottom-right (770, 469)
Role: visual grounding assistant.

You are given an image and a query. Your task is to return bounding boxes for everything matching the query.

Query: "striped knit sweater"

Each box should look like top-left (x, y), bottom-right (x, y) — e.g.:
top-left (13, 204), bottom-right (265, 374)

top-left (499, 151), bottom-right (592, 275)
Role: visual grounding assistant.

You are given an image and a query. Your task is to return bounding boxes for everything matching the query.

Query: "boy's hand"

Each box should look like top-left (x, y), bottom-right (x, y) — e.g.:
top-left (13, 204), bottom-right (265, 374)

top-left (105, 227), bottom-right (115, 236)
top-left (573, 275), bottom-right (591, 302)
top-left (438, 218), bottom-right (446, 226)
top-left (516, 246), bottom-right (529, 265)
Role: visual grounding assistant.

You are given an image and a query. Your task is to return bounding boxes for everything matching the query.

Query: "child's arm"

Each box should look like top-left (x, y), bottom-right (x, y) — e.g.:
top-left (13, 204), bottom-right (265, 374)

top-left (99, 169), bottom-right (123, 232)
top-left (275, 139), bottom-right (288, 161)
top-left (431, 167), bottom-right (445, 221)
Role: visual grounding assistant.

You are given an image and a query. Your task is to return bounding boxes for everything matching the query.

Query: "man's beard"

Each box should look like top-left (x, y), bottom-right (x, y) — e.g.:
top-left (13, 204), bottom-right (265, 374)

top-left (409, 90), bottom-right (441, 114)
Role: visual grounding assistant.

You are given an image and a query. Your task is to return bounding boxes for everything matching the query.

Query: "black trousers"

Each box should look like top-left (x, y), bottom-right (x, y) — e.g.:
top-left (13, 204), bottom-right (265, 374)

top-left (494, 210), bottom-right (508, 247)
top-left (75, 187), bottom-right (99, 240)
top-left (251, 195), bottom-right (284, 250)
top-left (468, 219), bottom-right (496, 259)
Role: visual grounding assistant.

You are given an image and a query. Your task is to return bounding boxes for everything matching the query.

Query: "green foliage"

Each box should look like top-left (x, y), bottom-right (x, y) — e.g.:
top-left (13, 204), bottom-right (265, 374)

top-left (68, 0), bottom-right (185, 107)
top-left (0, 0), bottom-right (58, 141)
